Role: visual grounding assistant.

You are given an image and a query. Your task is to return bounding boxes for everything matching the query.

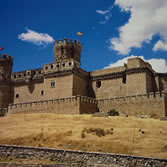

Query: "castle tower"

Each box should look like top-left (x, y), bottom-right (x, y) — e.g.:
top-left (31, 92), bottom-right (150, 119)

top-left (0, 54), bottom-right (13, 116)
top-left (53, 38), bottom-right (82, 68)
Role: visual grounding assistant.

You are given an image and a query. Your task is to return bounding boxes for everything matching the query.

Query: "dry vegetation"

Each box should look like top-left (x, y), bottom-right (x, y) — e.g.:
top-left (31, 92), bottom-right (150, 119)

top-left (0, 113), bottom-right (167, 158)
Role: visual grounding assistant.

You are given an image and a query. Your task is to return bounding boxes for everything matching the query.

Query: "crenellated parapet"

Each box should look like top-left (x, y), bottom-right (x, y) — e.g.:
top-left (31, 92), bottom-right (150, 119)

top-left (12, 68), bottom-right (43, 84)
top-left (43, 60), bottom-right (79, 75)
top-left (0, 54), bottom-right (13, 81)
top-left (8, 95), bottom-right (97, 114)
top-left (53, 38), bottom-right (82, 66)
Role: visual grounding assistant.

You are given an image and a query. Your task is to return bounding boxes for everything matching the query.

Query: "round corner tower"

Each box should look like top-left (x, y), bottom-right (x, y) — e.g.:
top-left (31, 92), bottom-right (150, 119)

top-left (0, 54), bottom-right (13, 116)
top-left (53, 38), bottom-right (82, 68)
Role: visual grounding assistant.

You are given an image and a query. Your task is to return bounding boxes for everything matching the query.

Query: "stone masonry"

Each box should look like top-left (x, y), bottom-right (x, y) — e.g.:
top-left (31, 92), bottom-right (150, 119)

top-left (0, 144), bottom-right (167, 167)
top-left (1, 38), bottom-right (167, 117)
top-left (0, 54), bottom-right (13, 116)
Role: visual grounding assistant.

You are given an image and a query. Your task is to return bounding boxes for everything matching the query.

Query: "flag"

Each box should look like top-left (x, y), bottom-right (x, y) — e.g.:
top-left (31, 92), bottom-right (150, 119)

top-left (0, 47), bottom-right (4, 51)
top-left (77, 32), bottom-right (83, 36)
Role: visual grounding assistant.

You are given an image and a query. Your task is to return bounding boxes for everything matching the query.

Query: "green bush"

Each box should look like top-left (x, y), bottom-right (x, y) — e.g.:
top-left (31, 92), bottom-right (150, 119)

top-left (107, 110), bottom-right (119, 116)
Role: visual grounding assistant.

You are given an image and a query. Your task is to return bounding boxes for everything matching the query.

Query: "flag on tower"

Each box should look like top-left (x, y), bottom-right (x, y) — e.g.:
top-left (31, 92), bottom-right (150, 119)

top-left (0, 47), bottom-right (4, 51)
top-left (77, 32), bottom-right (83, 36)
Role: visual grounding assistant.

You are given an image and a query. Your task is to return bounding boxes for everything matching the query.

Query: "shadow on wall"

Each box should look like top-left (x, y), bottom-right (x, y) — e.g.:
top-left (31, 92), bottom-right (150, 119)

top-left (88, 80), bottom-right (96, 98)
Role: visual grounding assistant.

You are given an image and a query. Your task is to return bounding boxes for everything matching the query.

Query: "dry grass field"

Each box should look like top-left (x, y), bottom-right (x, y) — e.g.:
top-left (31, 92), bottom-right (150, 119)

top-left (0, 113), bottom-right (167, 158)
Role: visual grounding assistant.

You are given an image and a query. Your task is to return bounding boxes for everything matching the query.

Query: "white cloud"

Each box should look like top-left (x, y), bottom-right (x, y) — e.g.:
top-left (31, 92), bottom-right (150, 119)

top-left (105, 55), bottom-right (167, 73)
top-left (18, 28), bottom-right (54, 46)
top-left (96, 8), bottom-right (112, 24)
top-left (96, 10), bottom-right (110, 15)
top-left (110, 0), bottom-right (167, 54)
top-left (153, 40), bottom-right (167, 51)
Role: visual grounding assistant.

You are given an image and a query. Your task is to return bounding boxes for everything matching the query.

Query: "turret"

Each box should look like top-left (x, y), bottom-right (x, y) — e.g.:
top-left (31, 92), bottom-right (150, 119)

top-left (53, 38), bottom-right (82, 67)
top-left (0, 54), bottom-right (13, 116)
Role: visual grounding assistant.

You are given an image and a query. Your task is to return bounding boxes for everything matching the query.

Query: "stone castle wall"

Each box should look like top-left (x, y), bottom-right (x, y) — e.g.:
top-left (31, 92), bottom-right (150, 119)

top-left (98, 91), bottom-right (167, 117)
top-left (13, 74), bottom-right (74, 104)
top-left (8, 92), bottom-right (167, 117)
top-left (91, 68), bottom-right (155, 99)
top-left (0, 54), bottom-right (13, 116)
top-left (8, 96), bottom-right (97, 115)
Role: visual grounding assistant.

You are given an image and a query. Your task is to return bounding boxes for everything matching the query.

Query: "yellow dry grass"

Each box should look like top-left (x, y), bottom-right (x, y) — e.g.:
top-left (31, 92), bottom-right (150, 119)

top-left (0, 113), bottom-right (167, 158)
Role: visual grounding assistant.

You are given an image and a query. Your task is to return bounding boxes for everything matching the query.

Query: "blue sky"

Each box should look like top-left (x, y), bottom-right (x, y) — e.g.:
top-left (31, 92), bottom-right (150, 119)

top-left (0, 0), bottom-right (167, 73)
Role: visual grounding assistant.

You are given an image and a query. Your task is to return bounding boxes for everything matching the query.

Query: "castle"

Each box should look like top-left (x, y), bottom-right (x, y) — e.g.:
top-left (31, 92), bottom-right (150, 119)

top-left (0, 38), bottom-right (167, 117)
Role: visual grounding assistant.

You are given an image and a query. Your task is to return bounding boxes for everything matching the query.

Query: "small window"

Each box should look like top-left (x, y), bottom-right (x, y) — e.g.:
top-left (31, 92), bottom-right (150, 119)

top-left (69, 62), bottom-right (72, 66)
top-left (14, 75), bottom-right (16, 78)
top-left (57, 64), bottom-right (59, 68)
top-left (40, 90), bottom-right (44, 96)
top-left (39, 71), bottom-right (41, 74)
top-left (51, 65), bottom-right (53, 69)
top-left (96, 81), bottom-right (101, 88)
top-left (50, 81), bottom-right (55, 88)
top-left (62, 63), bottom-right (65, 67)
top-left (45, 66), bottom-right (48, 70)
top-left (16, 94), bottom-right (19, 98)
top-left (24, 73), bottom-right (26, 76)
top-left (61, 46), bottom-right (64, 54)
top-left (19, 74), bottom-right (21, 77)
top-left (122, 75), bottom-right (126, 84)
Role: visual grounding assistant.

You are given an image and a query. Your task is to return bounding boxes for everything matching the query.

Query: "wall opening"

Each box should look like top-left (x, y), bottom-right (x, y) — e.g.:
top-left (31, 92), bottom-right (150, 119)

top-left (122, 75), bottom-right (126, 84)
top-left (40, 90), bottom-right (44, 96)
top-left (96, 81), bottom-right (101, 88)
top-left (50, 80), bottom-right (55, 88)
top-left (16, 94), bottom-right (19, 98)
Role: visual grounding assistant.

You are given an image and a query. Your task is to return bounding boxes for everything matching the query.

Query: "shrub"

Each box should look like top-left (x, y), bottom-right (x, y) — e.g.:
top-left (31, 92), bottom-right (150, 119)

top-left (82, 127), bottom-right (114, 137)
top-left (81, 132), bottom-right (86, 138)
top-left (95, 128), bottom-right (105, 137)
top-left (82, 128), bottom-right (88, 133)
top-left (107, 110), bottom-right (119, 116)
top-left (65, 130), bottom-right (72, 136)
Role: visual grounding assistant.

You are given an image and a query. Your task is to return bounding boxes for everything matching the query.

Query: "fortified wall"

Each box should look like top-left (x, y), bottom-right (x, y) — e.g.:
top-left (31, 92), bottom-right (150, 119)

top-left (0, 54), bottom-right (13, 116)
top-left (1, 38), bottom-right (167, 117)
top-left (8, 96), bottom-right (97, 115)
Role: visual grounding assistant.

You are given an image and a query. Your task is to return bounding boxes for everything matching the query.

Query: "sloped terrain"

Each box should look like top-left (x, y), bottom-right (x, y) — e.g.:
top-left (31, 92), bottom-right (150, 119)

top-left (0, 113), bottom-right (167, 158)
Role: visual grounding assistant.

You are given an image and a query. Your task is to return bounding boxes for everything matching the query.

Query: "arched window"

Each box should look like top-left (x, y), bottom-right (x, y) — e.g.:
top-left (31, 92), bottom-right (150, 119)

top-left (96, 81), bottom-right (101, 88)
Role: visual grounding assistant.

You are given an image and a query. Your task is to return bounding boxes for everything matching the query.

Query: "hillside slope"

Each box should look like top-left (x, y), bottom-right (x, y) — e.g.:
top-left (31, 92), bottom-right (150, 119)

top-left (0, 113), bottom-right (167, 158)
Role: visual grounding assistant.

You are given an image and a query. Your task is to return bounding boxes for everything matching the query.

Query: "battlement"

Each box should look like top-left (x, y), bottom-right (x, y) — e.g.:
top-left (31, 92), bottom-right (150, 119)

top-left (98, 91), bottom-right (166, 103)
top-left (54, 38), bottom-right (82, 47)
top-left (0, 54), bottom-right (13, 62)
top-left (98, 91), bottom-right (166, 117)
top-left (0, 54), bottom-right (13, 79)
top-left (8, 95), bottom-right (97, 114)
top-left (11, 60), bottom-right (82, 83)
top-left (43, 60), bottom-right (80, 74)
top-left (12, 68), bottom-right (43, 82)
top-left (53, 38), bottom-right (82, 64)
top-left (0, 54), bottom-right (13, 116)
